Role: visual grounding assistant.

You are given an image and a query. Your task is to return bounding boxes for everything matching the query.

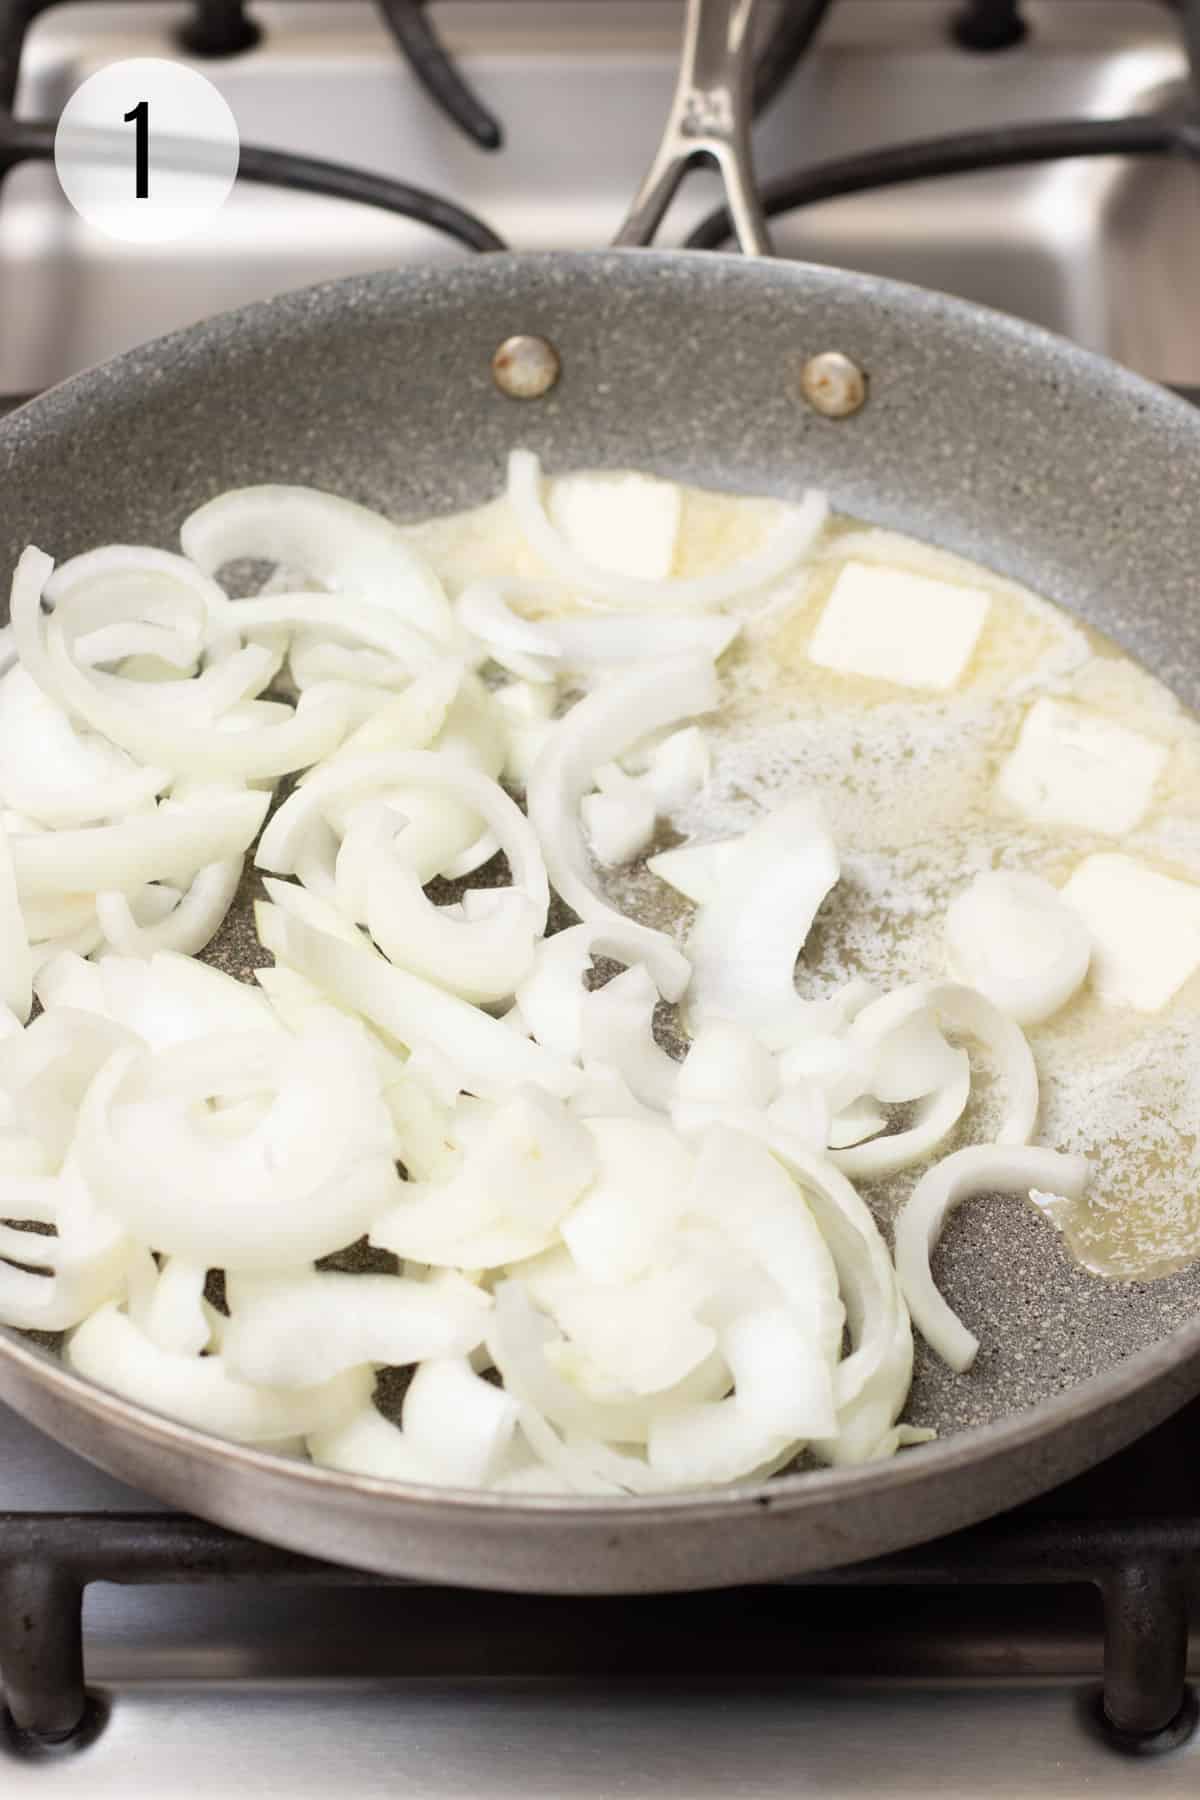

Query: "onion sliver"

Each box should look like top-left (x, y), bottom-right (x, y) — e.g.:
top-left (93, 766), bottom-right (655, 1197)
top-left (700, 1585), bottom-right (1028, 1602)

top-left (223, 1270), bottom-right (490, 1387)
top-left (21, 560), bottom-right (350, 778)
top-left (0, 819), bottom-right (31, 1022)
top-left (367, 871), bottom-right (539, 1006)
top-left (830, 1050), bottom-right (971, 1181)
top-left (578, 966), bottom-right (679, 1110)
top-left (180, 484), bottom-right (455, 645)
top-left (684, 794), bottom-right (840, 1047)
top-left (527, 656), bottom-right (717, 998)
top-left (0, 667), bottom-right (167, 826)
top-left (96, 857), bottom-right (243, 958)
top-left (895, 1145), bottom-right (1090, 1372)
top-left (256, 898), bottom-right (577, 1100)
top-left (945, 871), bottom-right (1090, 1027)
top-left (77, 1017), bottom-right (404, 1270)
top-left (508, 450), bottom-right (828, 612)
top-left (370, 1086), bottom-right (595, 1267)
top-left (67, 1302), bottom-right (372, 1441)
top-left (767, 1134), bottom-right (912, 1463)
top-left (10, 789), bottom-right (268, 898)
top-left (926, 981), bottom-right (1039, 1145)
top-left (259, 748), bottom-right (548, 932)
top-left (222, 591), bottom-right (445, 676)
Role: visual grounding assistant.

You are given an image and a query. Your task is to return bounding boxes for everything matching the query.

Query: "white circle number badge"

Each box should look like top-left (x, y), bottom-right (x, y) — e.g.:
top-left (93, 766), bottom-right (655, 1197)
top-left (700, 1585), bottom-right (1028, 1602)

top-left (54, 58), bottom-right (240, 243)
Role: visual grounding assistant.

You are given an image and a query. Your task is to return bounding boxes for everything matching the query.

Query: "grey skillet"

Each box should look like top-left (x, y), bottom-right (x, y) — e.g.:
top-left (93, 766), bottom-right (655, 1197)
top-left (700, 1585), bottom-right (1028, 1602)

top-left (0, 0), bottom-right (1196, 1592)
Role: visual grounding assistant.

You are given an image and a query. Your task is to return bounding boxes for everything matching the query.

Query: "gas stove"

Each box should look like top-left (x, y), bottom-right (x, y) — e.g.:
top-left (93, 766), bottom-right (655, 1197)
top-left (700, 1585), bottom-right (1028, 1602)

top-left (3, 3), bottom-right (1200, 1792)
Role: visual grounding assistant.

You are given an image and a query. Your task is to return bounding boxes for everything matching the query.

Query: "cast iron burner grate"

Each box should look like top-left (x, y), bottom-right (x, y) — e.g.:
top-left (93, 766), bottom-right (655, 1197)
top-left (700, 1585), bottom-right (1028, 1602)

top-left (0, 0), bottom-right (1199, 251)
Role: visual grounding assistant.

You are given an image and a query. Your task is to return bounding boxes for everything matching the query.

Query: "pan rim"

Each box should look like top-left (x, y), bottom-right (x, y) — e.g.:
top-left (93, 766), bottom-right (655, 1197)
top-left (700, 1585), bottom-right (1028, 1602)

top-left (0, 246), bottom-right (1197, 1534)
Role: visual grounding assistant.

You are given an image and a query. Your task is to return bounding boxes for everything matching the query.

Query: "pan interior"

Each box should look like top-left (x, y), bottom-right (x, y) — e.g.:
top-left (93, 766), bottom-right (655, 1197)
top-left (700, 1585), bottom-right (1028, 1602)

top-left (1, 249), bottom-right (1198, 1468)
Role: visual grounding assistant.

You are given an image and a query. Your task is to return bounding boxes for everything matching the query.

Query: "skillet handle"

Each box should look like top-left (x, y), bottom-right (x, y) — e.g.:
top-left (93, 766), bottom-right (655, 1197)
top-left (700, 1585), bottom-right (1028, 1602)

top-left (613, 0), bottom-right (771, 257)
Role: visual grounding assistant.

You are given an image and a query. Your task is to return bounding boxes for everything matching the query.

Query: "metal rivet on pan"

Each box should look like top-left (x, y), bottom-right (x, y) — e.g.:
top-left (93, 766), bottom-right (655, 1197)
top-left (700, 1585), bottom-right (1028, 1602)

top-left (492, 335), bottom-right (561, 400)
top-left (800, 351), bottom-right (867, 419)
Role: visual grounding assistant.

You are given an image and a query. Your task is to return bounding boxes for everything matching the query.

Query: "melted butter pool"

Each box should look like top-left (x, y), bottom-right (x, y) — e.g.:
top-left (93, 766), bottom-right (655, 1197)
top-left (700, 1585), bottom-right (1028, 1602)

top-left (402, 473), bottom-right (1200, 1282)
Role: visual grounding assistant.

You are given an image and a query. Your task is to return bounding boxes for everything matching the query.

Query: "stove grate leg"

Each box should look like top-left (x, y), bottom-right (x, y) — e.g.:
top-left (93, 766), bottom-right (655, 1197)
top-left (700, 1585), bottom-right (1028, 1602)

top-left (1097, 1560), bottom-right (1196, 1752)
top-left (0, 1560), bottom-right (86, 1742)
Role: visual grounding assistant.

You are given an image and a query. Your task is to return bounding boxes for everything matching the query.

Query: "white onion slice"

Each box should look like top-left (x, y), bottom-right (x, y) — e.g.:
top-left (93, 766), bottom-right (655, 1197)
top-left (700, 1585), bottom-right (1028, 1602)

top-left (0, 818), bottom-right (30, 1023)
top-left (508, 450), bottom-right (828, 612)
top-left (0, 667), bottom-right (168, 826)
top-left (400, 1357), bottom-right (519, 1485)
top-left (10, 789), bottom-right (268, 899)
top-left (319, 660), bottom-right (462, 769)
top-left (766, 1134), bottom-right (912, 1464)
top-left (895, 1145), bottom-right (1090, 1372)
top-left (141, 1258), bottom-right (211, 1356)
top-left (180, 484), bottom-right (455, 645)
top-left (560, 1116), bottom-right (693, 1284)
top-left (222, 592), bottom-right (444, 676)
top-left (527, 656), bottom-right (717, 998)
top-left (222, 1270), bottom-right (490, 1387)
top-left (830, 1050), bottom-right (971, 1181)
top-left (96, 857), bottom-right (243, 958)
top-left (945, 871), bottom-right (1090, 1027)
top-left (456, 582), bottom-right (558, 684)
top-left (684, 794), bottom-right (840, 1047)
top-left (548, 612), bottom-right (740, 670)
top-left (516, 922), bottom-right (677, 1063)
top-left (76, 1015), bottom-right (404, 1270)
top-left (578, 966), bottom-right (679, 1110)
top-left (42, 617), bottom-right (350, 780)
top-left (370, 1086), bottom-right (595, 1267)
top-left (257, 898), bottom-right (577, 1100)
top-left (646, 839), bottom-right (735, 908)
top-left (367, 872), bottom-right (539, 1006)
top-left (486, 1278), bottom-right (729, 1449)
top-left (67, 1303), bottom-right (372, 1441)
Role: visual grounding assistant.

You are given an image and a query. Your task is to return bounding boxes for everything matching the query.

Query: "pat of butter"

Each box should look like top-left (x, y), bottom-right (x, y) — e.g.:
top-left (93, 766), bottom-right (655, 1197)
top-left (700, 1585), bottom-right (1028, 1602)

top-left (1062, 853), bottom-right (1200, 1012)
top-left (997, 697), bottom-right (1166, 835)
top-left (807, 560), bottom-right (990, 691)
top-left (549, 473), bottom-right (681, 581)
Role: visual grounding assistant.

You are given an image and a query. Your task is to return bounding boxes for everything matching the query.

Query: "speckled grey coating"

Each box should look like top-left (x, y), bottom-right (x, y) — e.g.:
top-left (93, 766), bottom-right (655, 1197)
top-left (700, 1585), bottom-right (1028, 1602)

top-left (0, 252), bottom-right (1198, 1594)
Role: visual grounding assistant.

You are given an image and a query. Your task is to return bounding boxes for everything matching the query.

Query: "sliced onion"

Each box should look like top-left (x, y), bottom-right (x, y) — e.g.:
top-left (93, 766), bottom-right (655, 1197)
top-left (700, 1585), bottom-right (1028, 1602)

top-left (895, 1145), bottom-right (1090, 1372)
top-left (560, 1116), bottom-right (693, 1284)
top-left (222, 592), bottom-right (444, 676)
top-left (0, 1156), bottom-right (134, 1332)
top-left (222, 1269), bottom-right (490, 1387)
top-left (926, 981), bottom-right (1039, 1145)
top-left (456, 582), bottom-right (558, 684)
top-left (684, 795), bottom-right (840, 1048)
top-left (486, 1278), bottom-right (729, 1449)
top-left (516, 922), bottom-right (678, 1063)
top-left (67, 1302), bottom-right (372, 1441)
top-left (646, 839), bottom-right (735, 908)
top-left (10, 788), bottom-right (268, 899)
top-left (548, 612), bottom-right (740, 670)
top-left (945, 871), bottom-right (1090, 1027)
top-left (0, 818), bottom-right (31, 1022)
top-left (140, 1257), bottom-right (211, 1356)
top-left (830, 1050), bottom-right (971, 1181)
top-left (96, 857), bottom-right (243, 958)
top-left (369, 1086), bottom-right (596, 1267)
top-left (76, 1014), bottom-right (403, 1269)
top-left (508, 450), bottom-right (829, 612)
top-left (527, 656), bottom-right (718, 998)
top-left (45, 621), bottom-right (349, 780)
top-left (367, 874), bottom-right (539, 1006)
top-left (319, 659), bottom-right (462, 769)
top-left (766, 1134), bottom-right (912, 1464)
top-left (400, 1357), bottom-right (519, 1485)
top-left (0, 667), bottom-right (168, 826)
top-left (259, 748), bottom-right (548, 932)
top-left (578, 966), bottom-right (679, 1110)
top-left (256, 898), bottom-right (577, 1100)
top-left (180, 484), bottom-right (455, 645)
